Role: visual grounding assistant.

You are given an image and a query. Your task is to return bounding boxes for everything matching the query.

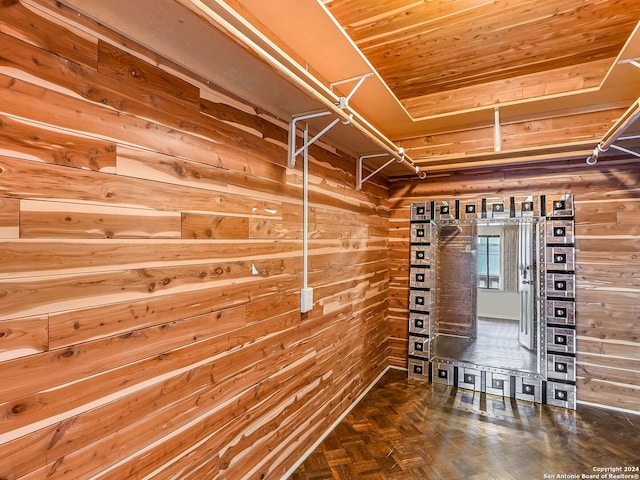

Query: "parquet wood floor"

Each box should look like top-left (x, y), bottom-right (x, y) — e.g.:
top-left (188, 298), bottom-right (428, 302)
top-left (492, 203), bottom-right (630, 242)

top-left (291, 369), bottom-right (640, 480)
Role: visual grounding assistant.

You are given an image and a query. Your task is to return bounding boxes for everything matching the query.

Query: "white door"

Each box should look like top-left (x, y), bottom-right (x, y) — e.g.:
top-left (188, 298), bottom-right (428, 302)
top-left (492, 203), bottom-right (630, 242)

top-left (518, 220), bottom-right (535, 350)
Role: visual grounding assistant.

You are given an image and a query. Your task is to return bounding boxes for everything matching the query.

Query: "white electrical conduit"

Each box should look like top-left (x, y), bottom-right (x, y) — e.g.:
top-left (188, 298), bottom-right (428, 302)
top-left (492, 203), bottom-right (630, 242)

top-left (303, 124), bottom-right (309, 291)
top-left (177, 0), bottom-right (424, 178)
top-left (290, 112), bottom-right (336, 298)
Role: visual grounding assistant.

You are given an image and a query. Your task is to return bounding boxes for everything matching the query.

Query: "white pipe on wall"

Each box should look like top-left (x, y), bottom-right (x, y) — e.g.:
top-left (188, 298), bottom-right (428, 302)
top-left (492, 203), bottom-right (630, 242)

top-left (299, 123), bottom-right (314, 313)
top-left (303, 124), bottom-right (309, 291)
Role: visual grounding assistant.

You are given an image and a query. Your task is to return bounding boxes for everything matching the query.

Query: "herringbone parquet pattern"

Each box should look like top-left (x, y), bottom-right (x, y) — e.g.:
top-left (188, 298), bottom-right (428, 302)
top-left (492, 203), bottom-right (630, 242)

top-left (291, 369), bottom-right (640, 479)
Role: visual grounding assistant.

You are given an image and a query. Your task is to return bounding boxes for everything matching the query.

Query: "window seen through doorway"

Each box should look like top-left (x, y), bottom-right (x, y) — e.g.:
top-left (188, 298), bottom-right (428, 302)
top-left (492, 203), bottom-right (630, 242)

top-left (478, 235), bottom-right (500, 289)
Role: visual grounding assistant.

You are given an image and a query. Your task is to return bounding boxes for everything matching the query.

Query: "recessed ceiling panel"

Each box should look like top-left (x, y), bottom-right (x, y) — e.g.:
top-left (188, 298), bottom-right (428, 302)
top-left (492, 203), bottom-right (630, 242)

top-left (326, 0), bottom-right (640, 117)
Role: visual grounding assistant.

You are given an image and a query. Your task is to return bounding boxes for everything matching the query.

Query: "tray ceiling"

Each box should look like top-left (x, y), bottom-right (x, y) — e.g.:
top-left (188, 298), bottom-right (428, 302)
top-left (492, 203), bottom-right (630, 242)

top-left (325, 0), bottom-right (640, 117)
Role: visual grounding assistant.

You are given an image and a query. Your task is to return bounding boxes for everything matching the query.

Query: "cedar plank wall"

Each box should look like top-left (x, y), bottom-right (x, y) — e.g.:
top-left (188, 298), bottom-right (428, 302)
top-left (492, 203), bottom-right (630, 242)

top-left (389, 161), bottom-right (640, 412)
top-left (0, 2), bottom-right (391, 479)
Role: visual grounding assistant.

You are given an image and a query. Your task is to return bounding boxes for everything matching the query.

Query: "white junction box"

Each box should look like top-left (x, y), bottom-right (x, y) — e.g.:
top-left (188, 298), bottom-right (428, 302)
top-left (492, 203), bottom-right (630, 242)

top-left (300, 287), bottom-right (314, 313)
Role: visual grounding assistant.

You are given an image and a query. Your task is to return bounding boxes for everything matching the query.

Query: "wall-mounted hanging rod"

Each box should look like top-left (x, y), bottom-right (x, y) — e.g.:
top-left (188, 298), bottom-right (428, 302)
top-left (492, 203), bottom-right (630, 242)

top-left (178, 0), bottom-right (424, 180)
top-left (586, 97), bottom-right (640, 165)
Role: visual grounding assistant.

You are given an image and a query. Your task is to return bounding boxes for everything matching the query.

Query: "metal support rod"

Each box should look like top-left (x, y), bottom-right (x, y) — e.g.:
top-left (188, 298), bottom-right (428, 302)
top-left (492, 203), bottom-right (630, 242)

top-left (357, 153), bottom-right (394, 190)
top-left (610, 144), bottom-right (640, 159)
top-left (618, 134), bottom-right (640, 141)
top-left (494, 107), bottom-right (502, 152)
top-left (628, 59), bottom-right (640, 69)
top-left (356, 150), bottom-right (409, 190)
top-left (329, 73), bottom-right (374, 91)
top-left (293, 117), bottom-right (340, 159)
top-left (600, 99), bottom-right (640, 152)
top-left (619, 57), bottom-right (640, 70)
top-left (329, 73), bottom-right (373, 108)
top-left (586, 97), bottom-right (640, 165)
top-left (358, 158), bottom-right (397, 190)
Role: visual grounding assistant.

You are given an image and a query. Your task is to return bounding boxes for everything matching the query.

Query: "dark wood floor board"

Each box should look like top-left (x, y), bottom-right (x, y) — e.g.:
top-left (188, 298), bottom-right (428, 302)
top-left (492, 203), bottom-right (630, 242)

top-left (292, 369), bottom-right (640, 480)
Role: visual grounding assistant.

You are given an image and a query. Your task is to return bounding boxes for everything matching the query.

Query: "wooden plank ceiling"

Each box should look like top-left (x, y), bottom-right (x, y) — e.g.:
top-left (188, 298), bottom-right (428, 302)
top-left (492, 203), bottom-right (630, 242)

top-left (325, 0), bottom-right (640, 118)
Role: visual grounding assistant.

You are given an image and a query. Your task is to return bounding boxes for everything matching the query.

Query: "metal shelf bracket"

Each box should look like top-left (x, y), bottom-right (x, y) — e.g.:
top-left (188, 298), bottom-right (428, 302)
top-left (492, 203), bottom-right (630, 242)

top-left (357, 148), bottom-right (425, 190)
top-left (288, 110), bottom-right (338, 168)
top-left (330, 73), bottom-right (373, 107)
top-left (288, 73), bottom-right (371, 168)
top-left (586, 97), bottom-right (640, 165)
top-left (587, 142), bottom-right (640, 165)
top-left (619, 57), bottom-right (640, 70)
top-left (287, 72), bottom-right (425, 184)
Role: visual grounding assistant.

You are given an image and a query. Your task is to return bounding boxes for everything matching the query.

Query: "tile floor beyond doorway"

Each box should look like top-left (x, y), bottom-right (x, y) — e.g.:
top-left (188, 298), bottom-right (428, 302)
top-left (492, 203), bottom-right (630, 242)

top-left (433, 318), bottom-right (537, 373)
top-left (291, 368), bottom-right (640, 480)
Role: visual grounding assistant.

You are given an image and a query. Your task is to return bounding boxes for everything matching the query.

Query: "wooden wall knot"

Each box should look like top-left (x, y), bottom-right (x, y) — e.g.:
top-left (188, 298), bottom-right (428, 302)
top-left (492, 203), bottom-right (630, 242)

top-left (60, 349), bottom-right (76, 359)
top-left (10, 402), bottom-right (27, 415)
top-left (30, 56), bottom-right (44, 67)
top-left (47, 417), bottom-right (78, 450)
top-left (0, 0), bottom-right (21, 8)
top-left (172, 162), bottom-right (187, 177)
